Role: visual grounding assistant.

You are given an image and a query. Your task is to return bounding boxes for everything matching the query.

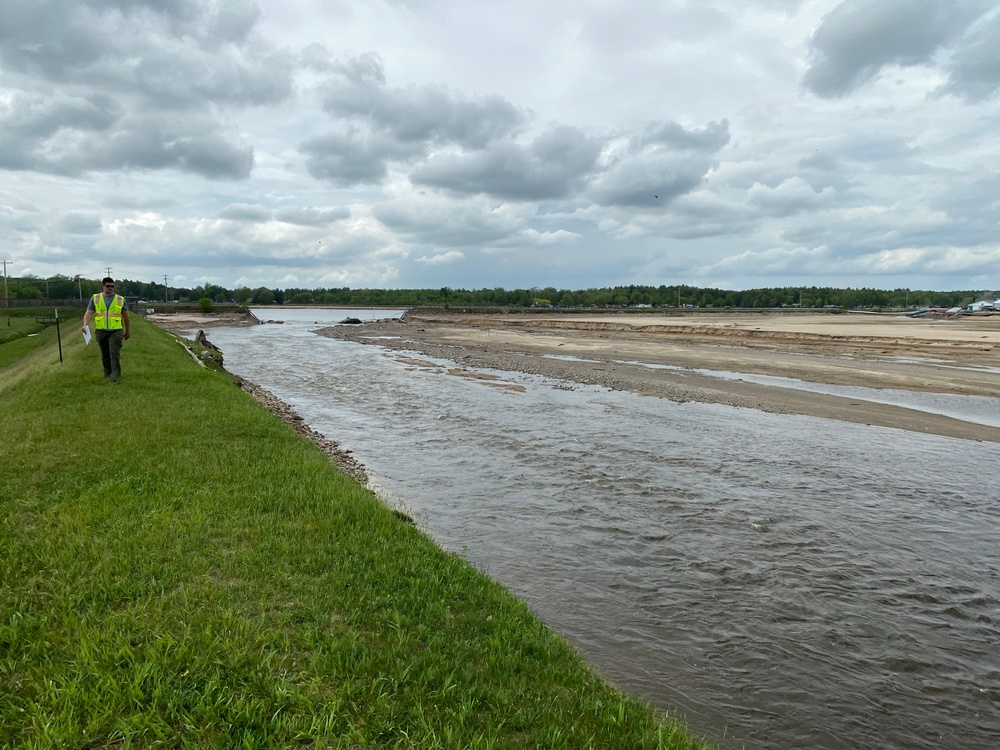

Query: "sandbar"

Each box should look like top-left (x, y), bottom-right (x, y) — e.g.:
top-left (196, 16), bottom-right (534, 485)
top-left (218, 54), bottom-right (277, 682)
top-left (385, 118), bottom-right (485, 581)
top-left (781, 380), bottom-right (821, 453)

top-left (317, 310), bottom-right (1000, 443)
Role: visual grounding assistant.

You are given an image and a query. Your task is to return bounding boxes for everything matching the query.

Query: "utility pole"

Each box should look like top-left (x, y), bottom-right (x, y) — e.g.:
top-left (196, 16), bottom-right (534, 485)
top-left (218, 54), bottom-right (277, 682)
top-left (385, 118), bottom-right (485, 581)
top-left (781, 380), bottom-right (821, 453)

top-left (163, 275), bottom-right (169, 302)
top-left (106, 267), bottom-right (113, 278)
top-left (75, 274), bottom-right (82, 300)
top-left (2, 260), bottom-right (11, 327)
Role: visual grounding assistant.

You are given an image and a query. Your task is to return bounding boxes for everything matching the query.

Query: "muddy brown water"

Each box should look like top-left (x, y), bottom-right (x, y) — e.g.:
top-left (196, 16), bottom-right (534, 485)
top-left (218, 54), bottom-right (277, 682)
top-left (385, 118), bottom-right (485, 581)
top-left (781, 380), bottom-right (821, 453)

top-left (204, 311), bottom-right (1000, 750)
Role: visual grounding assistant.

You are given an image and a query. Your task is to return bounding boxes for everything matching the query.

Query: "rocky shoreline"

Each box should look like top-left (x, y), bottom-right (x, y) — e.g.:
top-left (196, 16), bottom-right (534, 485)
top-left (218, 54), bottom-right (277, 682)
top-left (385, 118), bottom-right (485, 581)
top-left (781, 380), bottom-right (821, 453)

top-left (236, 379), bottom-right (369, 485)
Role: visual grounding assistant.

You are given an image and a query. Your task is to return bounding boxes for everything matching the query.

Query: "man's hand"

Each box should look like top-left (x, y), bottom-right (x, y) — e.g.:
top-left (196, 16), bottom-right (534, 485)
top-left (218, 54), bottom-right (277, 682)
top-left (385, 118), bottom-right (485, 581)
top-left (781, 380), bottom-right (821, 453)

top-left (124, 331), bottom-right (131, 340)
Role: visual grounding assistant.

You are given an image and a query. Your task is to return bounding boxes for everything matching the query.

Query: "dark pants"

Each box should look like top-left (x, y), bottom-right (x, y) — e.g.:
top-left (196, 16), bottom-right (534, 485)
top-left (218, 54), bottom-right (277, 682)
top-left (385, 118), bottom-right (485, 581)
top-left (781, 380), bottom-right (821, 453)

top-left (97, 329), bottom-right (124, 380)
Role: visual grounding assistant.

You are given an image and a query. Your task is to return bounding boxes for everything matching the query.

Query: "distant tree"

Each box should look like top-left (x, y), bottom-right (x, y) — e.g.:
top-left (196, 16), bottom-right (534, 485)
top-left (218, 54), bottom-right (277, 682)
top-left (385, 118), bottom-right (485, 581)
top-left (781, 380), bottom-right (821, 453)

top-left (254, 288), bottom-right (274, 305)
top-left (199, 297), bottom-right (213, 312)
top-left (233, 287), bottom-right (253, 303)
top-left (288, 292), bottom-right (315, 305)
top-left (10, 278), bottom-right (43, 299)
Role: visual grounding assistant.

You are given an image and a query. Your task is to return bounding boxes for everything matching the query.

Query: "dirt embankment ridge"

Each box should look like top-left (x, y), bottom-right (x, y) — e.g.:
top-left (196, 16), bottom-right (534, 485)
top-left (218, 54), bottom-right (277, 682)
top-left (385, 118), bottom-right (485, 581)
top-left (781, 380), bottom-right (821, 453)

top-left (317, 310), bottom-right (1000, 443)
top-left (145, 308), bottom-right (260, 331)
top-left (454, 317), bottom-right (997, 352)
top-left (415, 309), bottom-right (1000, 346)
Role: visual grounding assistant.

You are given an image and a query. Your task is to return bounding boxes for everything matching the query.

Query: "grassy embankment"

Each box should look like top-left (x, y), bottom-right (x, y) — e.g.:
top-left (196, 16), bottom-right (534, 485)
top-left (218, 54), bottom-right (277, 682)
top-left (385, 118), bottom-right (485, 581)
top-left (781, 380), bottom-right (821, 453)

top-left (0, 308), bottom-right (82, 354)
top-left (0, 318), bottom-right (712, 749)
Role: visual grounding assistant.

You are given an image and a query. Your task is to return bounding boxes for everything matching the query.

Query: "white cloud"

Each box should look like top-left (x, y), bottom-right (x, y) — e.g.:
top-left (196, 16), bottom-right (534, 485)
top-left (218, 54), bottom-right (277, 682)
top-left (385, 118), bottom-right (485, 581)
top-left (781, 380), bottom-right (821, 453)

top-left (416, 250), bottom-right (465, 264)
top-left (521, 229), bottom-right (580, 245)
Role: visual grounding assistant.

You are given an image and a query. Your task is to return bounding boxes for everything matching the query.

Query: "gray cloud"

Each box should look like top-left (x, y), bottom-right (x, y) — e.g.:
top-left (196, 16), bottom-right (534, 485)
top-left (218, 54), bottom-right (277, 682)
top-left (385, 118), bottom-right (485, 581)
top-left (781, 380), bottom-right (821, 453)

top-left (59, 211), bottom-right (103, 234)
top-left (747, 177), bottom-right (836, 217)
top-left (636, 120), bottom-right (731, 152)
top-left (0, 1), bottom-right (269, 80)
top-left (0, 94), bottom-right (253, 178)
top-left (804, 0), bottom-right (992, 97)
top-left (301, 128), bottom-right (423, 186)
top-left (831, 132), bottom-right (918, 165)
top-left (167, 133), bottom-right (255, 180)
top-left (0, 0), bottom-right (278, 181)
top-left (48, 122), bottom-right (255, 179)
top-left (591, 120), bottom-right (730, 207)
top-left (219, 203), bottom-right (271, 221)
top-left (410, 126), bottom-right (602, 200)
top-left (206, 0), bottom-right (262, 45)
top-left (0, 93), bottom-right (117, 170)
top-left (654, 192), bottom-right (756, 240)
top-left (2, 93), bottom-right (118, 138)
top-left (0, 1), bottom-right (109, 78)
top-left (938, 12), bottom-right (1000, 100)
top-left (320, 53), bottom-right (528, 149)
top-left (374, 198), bottom-right (528, 248)
top-left (0, 111), bottom-right (256, 180)
top-left (797, 152), bottom-right (840, 172)
top-left (274, 206), bottom-right (351, 226)
top-left (591, 154), bottom-right (710, 207)
top-left (130, 48), bottom-right (294, 109)
top-left (920, 174), bottom-right (1000, 246)
top-left (300, 51), bottom-right (531, 189)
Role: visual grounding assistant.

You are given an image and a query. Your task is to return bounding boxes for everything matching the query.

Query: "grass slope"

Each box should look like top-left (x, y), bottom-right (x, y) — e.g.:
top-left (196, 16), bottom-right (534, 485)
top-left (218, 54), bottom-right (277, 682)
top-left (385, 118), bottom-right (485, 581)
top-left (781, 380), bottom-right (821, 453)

top-left (0, 319), bottom-right (711, 749)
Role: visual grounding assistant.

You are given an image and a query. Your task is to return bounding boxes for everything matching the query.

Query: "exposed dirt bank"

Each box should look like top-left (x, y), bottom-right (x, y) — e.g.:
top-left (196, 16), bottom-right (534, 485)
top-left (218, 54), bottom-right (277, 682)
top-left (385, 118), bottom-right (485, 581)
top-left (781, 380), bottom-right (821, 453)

top-left (316, 311), bottom-right (1000, 443)
top-left (146, 309), bottom-right (260, 331)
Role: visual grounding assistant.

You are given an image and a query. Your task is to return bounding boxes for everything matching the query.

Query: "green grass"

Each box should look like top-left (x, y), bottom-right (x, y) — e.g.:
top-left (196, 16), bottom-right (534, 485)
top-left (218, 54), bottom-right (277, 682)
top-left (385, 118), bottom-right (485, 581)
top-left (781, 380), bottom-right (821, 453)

top-left (0, 320), bottom-right (712, 749)
top-left (0, 307), bottom-right (82, 350)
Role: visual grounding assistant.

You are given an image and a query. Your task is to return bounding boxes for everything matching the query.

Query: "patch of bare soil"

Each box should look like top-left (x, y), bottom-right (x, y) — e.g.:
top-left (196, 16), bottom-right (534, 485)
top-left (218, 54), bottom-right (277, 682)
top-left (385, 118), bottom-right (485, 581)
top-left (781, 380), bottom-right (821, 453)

top-left (146, 309), bottom-right (260, 332)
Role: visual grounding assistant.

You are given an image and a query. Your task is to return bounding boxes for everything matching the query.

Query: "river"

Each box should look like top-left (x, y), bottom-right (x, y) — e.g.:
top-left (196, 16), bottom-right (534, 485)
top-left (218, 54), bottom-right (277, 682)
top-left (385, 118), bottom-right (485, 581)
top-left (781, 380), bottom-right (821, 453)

top-left (201, 308), bottom-right (1000, 750)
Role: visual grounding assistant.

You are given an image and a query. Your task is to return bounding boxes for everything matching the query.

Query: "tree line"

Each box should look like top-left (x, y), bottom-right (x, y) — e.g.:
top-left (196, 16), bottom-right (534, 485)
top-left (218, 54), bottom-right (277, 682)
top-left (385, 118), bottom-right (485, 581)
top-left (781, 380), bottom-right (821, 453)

top-left (5, 274), bottom-right (996, 310)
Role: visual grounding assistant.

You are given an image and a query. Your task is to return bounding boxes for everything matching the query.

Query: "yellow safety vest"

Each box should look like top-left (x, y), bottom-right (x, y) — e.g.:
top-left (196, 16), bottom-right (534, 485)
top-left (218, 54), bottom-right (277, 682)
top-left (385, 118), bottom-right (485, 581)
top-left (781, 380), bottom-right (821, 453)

top-left (92, 293), bottom-right (124, 330)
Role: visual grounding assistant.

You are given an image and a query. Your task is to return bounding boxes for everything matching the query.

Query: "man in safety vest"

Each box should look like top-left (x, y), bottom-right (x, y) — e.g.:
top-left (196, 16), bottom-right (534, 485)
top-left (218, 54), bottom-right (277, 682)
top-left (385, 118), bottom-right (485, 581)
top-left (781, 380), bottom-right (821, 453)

top-left (82, 277), bottom-right (132, 382)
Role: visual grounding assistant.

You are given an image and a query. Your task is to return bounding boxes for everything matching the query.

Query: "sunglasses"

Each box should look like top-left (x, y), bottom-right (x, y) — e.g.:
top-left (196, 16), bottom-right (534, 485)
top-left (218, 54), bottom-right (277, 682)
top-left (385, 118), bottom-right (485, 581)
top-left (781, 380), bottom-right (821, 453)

top-left (104, 284), bottom-right (115, 288)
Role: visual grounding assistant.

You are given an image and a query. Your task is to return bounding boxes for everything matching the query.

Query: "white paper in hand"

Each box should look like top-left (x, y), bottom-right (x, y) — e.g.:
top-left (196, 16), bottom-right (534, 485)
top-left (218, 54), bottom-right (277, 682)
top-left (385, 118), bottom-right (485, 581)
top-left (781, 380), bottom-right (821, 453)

top-left (83, 327), bottom-right (92, 345)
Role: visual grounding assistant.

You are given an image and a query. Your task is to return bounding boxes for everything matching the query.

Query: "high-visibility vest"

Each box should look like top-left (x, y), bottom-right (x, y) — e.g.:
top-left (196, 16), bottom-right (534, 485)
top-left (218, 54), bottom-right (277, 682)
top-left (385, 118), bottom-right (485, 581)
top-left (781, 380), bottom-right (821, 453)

top-left (92, 293), bottom-right (125, 330)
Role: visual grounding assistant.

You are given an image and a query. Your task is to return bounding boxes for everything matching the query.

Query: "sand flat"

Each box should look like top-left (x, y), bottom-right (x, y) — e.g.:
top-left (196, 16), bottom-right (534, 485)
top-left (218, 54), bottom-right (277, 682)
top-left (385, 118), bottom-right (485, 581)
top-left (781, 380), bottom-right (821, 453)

top-left (317, 310), bottom-right (1000, 443)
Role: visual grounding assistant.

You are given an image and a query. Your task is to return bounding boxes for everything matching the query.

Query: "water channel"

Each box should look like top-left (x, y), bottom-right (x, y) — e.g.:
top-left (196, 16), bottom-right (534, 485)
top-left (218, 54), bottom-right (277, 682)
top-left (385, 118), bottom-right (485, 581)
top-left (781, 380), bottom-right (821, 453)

top-left (202, 309), bottom-right (1000, 750)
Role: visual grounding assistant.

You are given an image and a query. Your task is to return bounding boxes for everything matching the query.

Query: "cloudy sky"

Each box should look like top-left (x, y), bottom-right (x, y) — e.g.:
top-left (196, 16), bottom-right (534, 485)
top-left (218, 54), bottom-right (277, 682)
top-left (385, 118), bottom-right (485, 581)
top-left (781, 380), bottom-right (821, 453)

top-left (1, 0), bottom-right (999, 292)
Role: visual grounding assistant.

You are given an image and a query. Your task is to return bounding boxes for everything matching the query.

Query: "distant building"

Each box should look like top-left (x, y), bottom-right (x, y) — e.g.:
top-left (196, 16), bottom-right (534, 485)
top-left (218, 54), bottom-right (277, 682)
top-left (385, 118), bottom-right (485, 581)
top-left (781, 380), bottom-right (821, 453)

top-left (968, 300), bottom-right (997, 312)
